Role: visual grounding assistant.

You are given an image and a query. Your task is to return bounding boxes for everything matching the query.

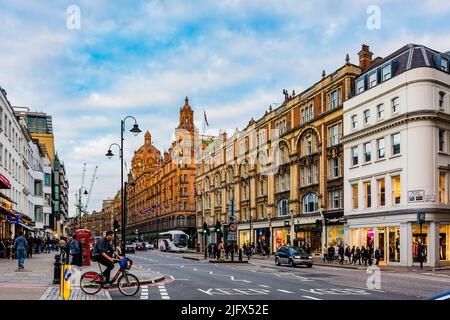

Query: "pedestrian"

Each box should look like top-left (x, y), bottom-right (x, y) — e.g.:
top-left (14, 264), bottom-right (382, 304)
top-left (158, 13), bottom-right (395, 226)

top-left (339, 245), bottom-right (345, 264)
top-left (355, 246), bottom-right (361, 265)
top-left (26, 234), bottom-right (34, 258)
top-left (361, 246), bottom-right (367, 266)
top-left (345, 245), bottom-right (351, 264)
top-left (375, 247), bottom-right (381, 266)
top-left (208, 243), bottom-right (212, 258)
top-left (323, 245), bottom-right (328, 262)
top-left (368, 246), bottom-right (374, 266)
top-left (13, 231), bottom-right (28, 270)
top-left (70, 235), bottom-right (80, 266)
top-left (334, 244), bottom-right (339, 262)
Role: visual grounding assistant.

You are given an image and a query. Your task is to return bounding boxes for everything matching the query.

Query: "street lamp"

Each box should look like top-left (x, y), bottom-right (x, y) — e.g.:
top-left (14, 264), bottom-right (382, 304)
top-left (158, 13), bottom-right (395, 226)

top-left (105, 116), bottom-right (141, 256)
top-left (77, 187), bottom-right (89, 229)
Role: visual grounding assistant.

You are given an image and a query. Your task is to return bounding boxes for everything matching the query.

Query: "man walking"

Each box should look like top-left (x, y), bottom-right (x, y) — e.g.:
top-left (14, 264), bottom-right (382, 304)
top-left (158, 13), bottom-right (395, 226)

top-left (26, 234), bottom-right (34, 258)
top-left (70, 235), bottom-right (80, 266)
top-left (339, 245), bottom-right (345, 264)
top-left (13, 231), bottom-right (28, 270)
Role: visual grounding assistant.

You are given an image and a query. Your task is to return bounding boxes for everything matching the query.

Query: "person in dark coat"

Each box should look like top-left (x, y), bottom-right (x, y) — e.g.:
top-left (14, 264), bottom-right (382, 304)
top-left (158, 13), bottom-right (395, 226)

top-left (26, 234), bottom-right (34, 258)
top-left (361, 246), bottom-right (367, 266)
top-left (339, 245), bottom-right (345, 264)
top-left (345, 245), bottom-right (352, 264)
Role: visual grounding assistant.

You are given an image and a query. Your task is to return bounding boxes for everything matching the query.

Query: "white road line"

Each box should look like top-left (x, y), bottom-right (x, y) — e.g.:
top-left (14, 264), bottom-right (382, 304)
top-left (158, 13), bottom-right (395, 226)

top-left (277, 289), bottom-right (294, 294)
top-left (302, 295), bottom-right (323, 300)
top-left (259, 285), bottom-right (271, 288)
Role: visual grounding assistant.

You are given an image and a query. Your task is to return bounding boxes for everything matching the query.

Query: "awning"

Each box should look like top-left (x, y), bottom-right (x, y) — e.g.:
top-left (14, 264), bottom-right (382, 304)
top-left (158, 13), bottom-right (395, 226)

top-left (0, 174), bottom-right (11, 189)
top-left (18, 222), bottom-right (34, 231)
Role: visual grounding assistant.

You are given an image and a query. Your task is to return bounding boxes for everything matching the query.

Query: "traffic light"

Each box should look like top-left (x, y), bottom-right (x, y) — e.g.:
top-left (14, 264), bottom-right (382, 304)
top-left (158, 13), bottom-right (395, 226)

top-left (113, 219), bottom-right (120, 233)
top-left (203, 222), bottom-right (210, 235)
top-left (215, 221), bottom-right (221, 233)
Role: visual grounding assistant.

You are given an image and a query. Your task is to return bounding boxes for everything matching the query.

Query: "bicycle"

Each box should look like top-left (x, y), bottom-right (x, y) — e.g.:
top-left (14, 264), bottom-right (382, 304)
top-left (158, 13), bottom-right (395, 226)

top-left (80, 257), bottom-right (140, 296)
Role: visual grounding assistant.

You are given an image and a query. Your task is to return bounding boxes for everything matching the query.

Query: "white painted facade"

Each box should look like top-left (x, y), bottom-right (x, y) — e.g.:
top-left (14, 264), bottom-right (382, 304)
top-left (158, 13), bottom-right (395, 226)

top-left (343, 64), bottom-right (450, 267)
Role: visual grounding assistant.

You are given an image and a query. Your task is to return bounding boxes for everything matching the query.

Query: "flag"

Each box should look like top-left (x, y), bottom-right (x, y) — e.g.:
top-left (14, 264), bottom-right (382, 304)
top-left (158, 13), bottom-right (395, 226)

top-left (204, 110), bottom-right (209, 126)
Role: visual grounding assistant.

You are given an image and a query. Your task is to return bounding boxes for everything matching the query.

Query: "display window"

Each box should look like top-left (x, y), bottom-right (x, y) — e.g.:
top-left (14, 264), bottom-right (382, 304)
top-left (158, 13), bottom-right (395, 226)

top-left (239, 230), bottom-right (250, 248)
top-left (326, 225), bottom-right (344, 247)
top-left (273, 227), bottom-right (290, 252)
top-left (388, 226), bottom-right (400, 262)
top-left (412, 224), bottom-right (428, 263)
top-left (439, 225), bottom-right (450, 261)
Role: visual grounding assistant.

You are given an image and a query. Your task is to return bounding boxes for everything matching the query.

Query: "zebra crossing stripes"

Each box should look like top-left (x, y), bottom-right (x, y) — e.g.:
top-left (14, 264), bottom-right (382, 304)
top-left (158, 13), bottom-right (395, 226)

top-left (159, 285), bottom-right (170, 300)
top-left (140, 286), bottom-right (149, 300)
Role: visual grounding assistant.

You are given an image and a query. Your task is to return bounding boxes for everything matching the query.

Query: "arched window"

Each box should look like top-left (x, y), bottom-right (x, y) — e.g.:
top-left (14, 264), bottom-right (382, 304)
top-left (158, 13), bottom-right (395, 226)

top-left (303, 193), bottom-right (318, 213)
top-left (277, 199), bottom-right (289, 217)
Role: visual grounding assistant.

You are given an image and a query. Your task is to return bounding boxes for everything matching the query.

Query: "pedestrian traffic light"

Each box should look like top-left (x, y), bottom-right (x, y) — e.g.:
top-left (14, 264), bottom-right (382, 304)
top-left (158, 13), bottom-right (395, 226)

top-left (215, 221), bottom-right (221, 232)
top-left (113, 219), bottom-right (120, 233)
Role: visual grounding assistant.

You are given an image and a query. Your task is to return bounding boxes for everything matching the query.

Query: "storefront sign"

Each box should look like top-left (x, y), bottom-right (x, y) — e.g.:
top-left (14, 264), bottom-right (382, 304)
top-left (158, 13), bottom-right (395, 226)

top-left (0, 197), bottom-right (12, 213)
top-left (295, 223), bottom-right (321, 232)
top-left (408, 190), bottom-right (424, 202)
top-left (324, 211), bottom-right (345, 225)
top-left (425, 195), bottom-right (435, 202)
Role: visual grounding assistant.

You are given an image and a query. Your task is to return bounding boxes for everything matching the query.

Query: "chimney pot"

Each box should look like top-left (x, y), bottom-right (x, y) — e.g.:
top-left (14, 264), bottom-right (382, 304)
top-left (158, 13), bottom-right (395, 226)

top-left (358, 44), bottom-right (373, 71)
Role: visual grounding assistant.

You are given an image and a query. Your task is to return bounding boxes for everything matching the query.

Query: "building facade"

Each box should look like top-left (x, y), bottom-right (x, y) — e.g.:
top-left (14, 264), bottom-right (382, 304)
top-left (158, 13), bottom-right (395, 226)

top-left (343, 44), bottom-right (450, 267)
top-left (196, 49), bottom-right (363, 254)
top-left (125, 98), bottom-right (204, 246)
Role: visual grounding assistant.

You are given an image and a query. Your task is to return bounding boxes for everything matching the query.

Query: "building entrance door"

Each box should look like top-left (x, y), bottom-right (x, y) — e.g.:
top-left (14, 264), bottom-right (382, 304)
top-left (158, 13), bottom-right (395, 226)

top-left (377, 228), bottom-right (386, 262)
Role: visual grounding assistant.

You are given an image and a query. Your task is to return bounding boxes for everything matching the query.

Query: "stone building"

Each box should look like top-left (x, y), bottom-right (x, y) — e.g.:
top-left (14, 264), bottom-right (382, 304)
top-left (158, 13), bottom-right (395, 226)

top-left (196, 48), bottom-right (364, 254)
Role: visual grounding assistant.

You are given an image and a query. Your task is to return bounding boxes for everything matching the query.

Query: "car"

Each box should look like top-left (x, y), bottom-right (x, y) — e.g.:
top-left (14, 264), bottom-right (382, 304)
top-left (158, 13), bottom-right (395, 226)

top-left (125, 243), bottom-right (136, 254)
top-left (145, 242), bottom-right (154, 250)
top-left (275, 245), bottom-right (313, 268)
top-left (135, 242), bottom-right (146, 251)
top-left (425, 290), bottom-right (450, 300)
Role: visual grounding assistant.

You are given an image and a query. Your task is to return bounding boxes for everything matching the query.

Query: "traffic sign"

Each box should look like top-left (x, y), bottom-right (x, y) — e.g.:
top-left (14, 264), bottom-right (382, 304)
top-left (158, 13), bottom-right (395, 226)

top-left (228, 234), bottom-right (237, 241)
top-left (229, 223), bottom-right (237, 232)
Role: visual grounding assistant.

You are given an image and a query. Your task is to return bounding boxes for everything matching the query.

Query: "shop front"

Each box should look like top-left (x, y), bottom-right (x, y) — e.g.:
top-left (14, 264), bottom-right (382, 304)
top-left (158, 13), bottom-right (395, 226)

top-left (255, 227), bottom-right (270, 251)
top-left (294, 223), bottom-right (322, 254)
top-left (272, 226), bottom-right (290, 252)
top-left (439, 224), bottom-right (450, 264)
top-left (239, 230), bottom-right (250, 248)
top-left (0, 195), bottom-right (13, 240)
top-left (324, 211), bottom-right (346, 247)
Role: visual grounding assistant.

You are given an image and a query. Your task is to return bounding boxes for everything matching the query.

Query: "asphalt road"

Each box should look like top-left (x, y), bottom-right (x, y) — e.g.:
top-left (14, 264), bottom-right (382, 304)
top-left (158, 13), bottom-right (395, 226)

top-left (107, 250), bottom-right (450, 300)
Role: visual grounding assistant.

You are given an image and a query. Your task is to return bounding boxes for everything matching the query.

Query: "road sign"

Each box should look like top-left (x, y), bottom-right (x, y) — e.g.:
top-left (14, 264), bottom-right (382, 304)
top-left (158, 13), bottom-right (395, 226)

top-left (229, 223), bottom-right (237, 232)
top-left (228, 234), bottom-right (237, 241)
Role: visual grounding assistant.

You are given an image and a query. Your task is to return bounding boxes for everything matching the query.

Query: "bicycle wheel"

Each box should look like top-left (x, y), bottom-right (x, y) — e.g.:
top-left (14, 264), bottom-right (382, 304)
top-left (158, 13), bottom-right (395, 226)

top-left (117, 273), bottom-right (140, 296)
top-left (80, 271), bottom-right (103, 295)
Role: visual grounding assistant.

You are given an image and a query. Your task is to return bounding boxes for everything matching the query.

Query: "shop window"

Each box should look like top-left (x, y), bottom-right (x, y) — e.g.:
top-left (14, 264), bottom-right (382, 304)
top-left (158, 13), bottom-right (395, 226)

top-left (388, 227), bottom-right (400, 262)
top-left (439, 225), bottom-right (450, 261)
top-left (412, 224), bottom-right (428, 263)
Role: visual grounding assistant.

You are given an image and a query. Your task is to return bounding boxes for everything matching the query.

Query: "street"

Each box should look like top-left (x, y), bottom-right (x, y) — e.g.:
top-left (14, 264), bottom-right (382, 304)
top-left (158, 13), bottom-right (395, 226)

top-left (108, 250), bottom-right (450, 300)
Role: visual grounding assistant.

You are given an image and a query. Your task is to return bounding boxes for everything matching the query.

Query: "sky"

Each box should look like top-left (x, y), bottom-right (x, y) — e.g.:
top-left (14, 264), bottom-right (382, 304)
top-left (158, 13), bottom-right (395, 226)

top-left (0, 0), bottom-right (449, 217)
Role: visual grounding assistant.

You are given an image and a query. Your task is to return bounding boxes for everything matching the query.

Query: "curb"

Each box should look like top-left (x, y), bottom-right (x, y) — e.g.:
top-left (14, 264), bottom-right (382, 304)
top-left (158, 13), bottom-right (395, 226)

top-left (140, 276), bottom-right (166, 285)
top-left (209, 260), bottom-right (248, 264)
top-left (183, 256), bottom-right (202, 261)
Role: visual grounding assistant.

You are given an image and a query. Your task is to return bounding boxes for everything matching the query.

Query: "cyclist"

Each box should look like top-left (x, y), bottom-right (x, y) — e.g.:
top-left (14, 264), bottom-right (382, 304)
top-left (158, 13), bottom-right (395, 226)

top-left (92, 231), bottom-right (123, 287)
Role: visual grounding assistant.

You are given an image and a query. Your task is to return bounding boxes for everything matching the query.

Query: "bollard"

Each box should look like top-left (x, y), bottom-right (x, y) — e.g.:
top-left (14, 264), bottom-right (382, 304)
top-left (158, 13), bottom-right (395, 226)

top-left (53, 254), bottom-right (61, 285)
top-left (238, 249), bottom-right (242, 262)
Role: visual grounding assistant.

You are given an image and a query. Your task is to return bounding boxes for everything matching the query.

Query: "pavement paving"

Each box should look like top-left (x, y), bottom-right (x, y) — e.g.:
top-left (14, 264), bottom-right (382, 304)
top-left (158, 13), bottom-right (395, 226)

top-left (115, 250), bottom-right (450, 300)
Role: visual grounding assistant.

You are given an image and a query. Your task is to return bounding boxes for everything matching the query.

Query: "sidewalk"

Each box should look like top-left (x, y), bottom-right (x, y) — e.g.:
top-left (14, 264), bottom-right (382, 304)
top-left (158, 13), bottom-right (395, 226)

top-left (0, 252), bottom-right (164, 300)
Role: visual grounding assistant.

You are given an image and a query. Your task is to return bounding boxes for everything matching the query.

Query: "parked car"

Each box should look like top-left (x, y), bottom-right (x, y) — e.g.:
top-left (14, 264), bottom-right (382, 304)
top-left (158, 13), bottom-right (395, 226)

top-left (125, 243), bottom-right (136, 254)
top-left (275, 245), bottom-right (313, 268)
top-left (145, 242), bottom-right (154, 250)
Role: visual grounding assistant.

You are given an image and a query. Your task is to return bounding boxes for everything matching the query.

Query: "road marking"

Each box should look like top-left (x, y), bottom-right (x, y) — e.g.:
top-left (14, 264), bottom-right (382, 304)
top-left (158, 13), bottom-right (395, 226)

top-left (198, 288), bottom-right (270, 296)
top-left (258, 285), bottom-right (270, 288)
top-left (158, 285), bottom-right (170, 300)
top-left (302, 295), bottom-right (322, 300)
top-left (140, 285), bottom-right (149, 300)
top-left (277, 289), bottom-right (294, 294)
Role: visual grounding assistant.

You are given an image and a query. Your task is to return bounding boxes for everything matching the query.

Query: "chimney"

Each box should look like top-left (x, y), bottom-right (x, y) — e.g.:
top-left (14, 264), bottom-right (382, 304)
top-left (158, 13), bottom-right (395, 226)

top-left (358, 44), bottom-right (373, 71)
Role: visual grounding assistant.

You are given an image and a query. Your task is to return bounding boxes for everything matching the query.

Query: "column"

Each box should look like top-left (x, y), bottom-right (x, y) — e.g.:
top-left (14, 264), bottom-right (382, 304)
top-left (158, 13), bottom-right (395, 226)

top-left (400, 222), bottom-right (410, 266)
top-left (429, 221), bottom-right (439, 267)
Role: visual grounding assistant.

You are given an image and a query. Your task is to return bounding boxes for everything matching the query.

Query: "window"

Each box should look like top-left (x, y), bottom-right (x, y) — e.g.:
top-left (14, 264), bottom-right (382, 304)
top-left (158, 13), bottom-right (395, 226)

top-left (328, 123), bottom-right (342, 147)
top-left (442, 58), bottom-right (449, 72)
top-left (306, 166), bottom-right (312, 185)
top-left (382, 64), bottom-right (392, 81)
top-left (330, 89), bottom-right (341, 110)
top-left (392, 97), bottom-right (400, 113)
top-left (392, 176), bottom-right (401, 205)
top-left (328, 190), bottom-right (342, 209)
top-left (44, 173), bottom-right (51, 186)
top-left (364, 142), bottom-right (372, 162)
top-left (34, 206), bottom-right (43, 223)
top-left (439, 92), bottom-right (446, 109)
top-left (363, 110), bottom-right (370, 124)
top-left (357, 78), bottom-right (365, 94)
top-left (351, 147), bottom-right (359, 166)
top-left (303, 194), bottom-right (318, 213)
top-left (369, 72), bottom-right (377, 88)
top-left (328, 157), bottom-right (340, 179)
top-left (34, 180), bottom-right (43, 197)
top-left (439, 172), bottom-right (447, 204)
top-left (185, 139), bottom-right (190, 148)
top-left (392, 133), bottom-right (401, 155)
top-left (308, 105), bottom-right (314, 121)
top-left (439, 129), bottom-right (446, 152)
top-left (351, 115), bottom-right (358, 129)
top-left (314, 164), bottom-right (319, 184)
top-left (260, 204), bottom-right (264, 219)
top-left (377, 138), bottom-right (385, 159)
top-left (377, 104), bottom-right (385, 119)
top-left (306, 135), bottom-right (312, 155)
top-left (277, 199), bottom-right (289, 217)
top-left (377, 179), bottom-right (385, 207)
top-left (364, 181), bottom-right (372, 208)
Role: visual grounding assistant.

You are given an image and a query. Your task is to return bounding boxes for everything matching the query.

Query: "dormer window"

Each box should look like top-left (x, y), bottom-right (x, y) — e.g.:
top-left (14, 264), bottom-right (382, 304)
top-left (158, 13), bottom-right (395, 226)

top-left (442, 58), bottom-right (448, 72)
top-left (369, 72), bottom-right (377, 88)
top-left (382, 64), bottom-right (391, 81)
top-left (357, 78), bottom-right (365, 94)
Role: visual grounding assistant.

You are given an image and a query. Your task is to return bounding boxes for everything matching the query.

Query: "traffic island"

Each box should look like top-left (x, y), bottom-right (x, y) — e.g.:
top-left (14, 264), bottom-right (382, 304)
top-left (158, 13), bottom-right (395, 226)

top-left (183, 256), bottom-right (202, 261)
top-left (209, 260), bottom-right (248, 264)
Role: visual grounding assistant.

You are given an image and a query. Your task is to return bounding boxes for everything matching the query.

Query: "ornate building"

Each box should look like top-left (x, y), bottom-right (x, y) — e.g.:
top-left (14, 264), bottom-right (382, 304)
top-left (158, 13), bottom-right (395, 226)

top-left (125, 98), bottom-right (207, 246)
top-left (196, 48), bottom-right (364, 254)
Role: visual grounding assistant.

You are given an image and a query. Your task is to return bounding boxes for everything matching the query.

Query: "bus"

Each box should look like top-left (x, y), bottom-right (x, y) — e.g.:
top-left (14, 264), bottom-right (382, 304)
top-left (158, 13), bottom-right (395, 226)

top-left (158, 230), bottom-right (189, 252)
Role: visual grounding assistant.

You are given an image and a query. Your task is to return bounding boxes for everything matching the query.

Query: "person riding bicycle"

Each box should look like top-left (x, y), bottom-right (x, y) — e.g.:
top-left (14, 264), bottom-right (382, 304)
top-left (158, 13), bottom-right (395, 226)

top-left (92, 231), bottom-right (122, 287)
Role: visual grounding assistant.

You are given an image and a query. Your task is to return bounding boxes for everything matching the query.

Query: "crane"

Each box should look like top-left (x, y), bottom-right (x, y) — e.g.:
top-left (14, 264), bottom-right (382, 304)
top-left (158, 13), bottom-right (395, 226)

top-left (76, 162), bottom-right (87, 217)
top-left (82, 165), bottom-right (98, 214)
